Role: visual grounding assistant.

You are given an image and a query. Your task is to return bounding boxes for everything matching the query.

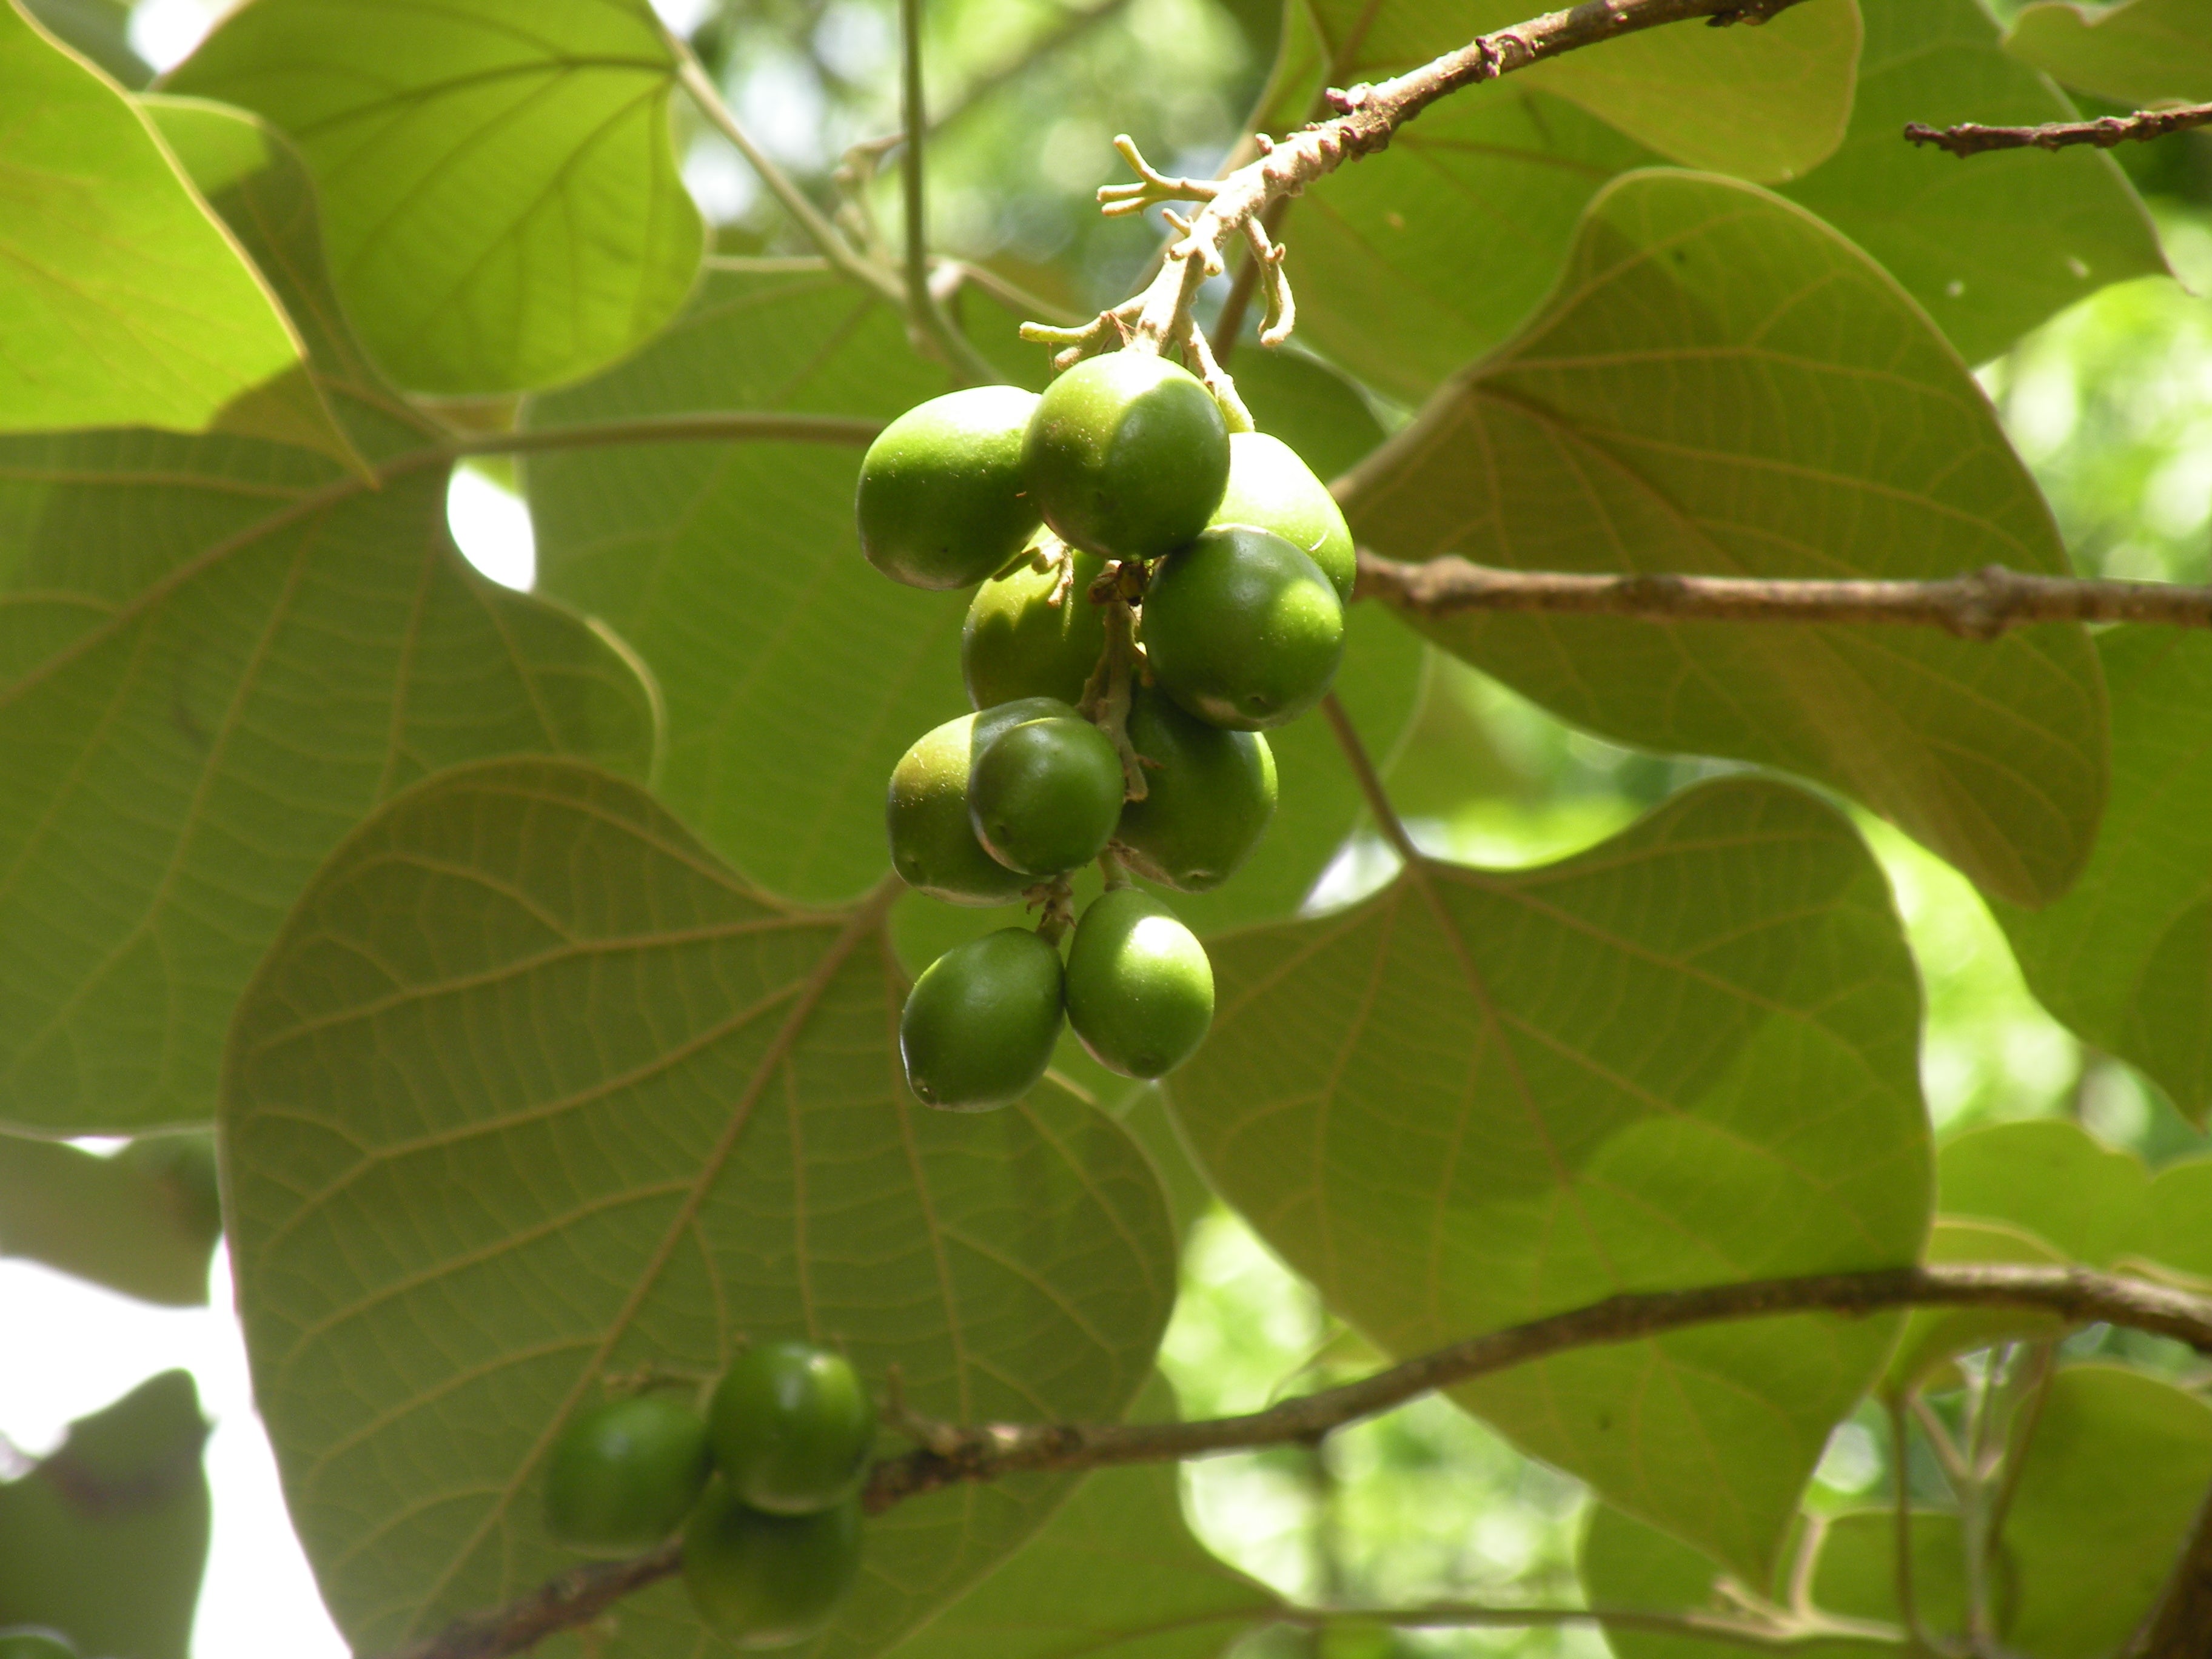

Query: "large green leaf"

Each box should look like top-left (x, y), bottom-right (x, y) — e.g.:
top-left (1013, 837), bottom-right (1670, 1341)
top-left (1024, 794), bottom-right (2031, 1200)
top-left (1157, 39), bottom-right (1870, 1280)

top-left (1778, 0), bottom-right (2165, 369)
top-left (2005, 0), bottom-right (2212, 105)
top-left (1997, 629), bottom-right (2212, 1122)
top-left (220, 758), bottom-right (1177, 1657)
top-left (166, 0), bottom-right (704, 395)
top-left (20, 0), bottom-right (146, 85)
top-left (528, 264), bottom-right (966, 904)
top-left (0, 1370), bottom-right (210, 1659)
top-left (1343, 170), bottom-right (2106, 910)
top-left (0, 1130), bottom-right (220, 1304)
top-left (879, 1378), bottom-right (1277, 1659)
top-left (1167, 777), bottom-right (1932, 1579)
top-left (1289, 0), bottom-right (1859, 183)
top-left (0, 101), bottom-right (658, 1134)
top-left (0, 0), bottom-right (338, 450)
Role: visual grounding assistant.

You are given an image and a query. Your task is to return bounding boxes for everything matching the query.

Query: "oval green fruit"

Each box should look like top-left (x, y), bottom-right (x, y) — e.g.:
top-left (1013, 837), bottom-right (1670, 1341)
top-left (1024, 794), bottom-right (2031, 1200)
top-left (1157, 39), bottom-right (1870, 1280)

top-left (683, 1483), bottom-right (862, 1649)
top-left (1140, 525), bottom-right (1344, 731)
top-left (970, 715), bottom-right (1125, 876)
top-left (900, 927), bottom-right (1065, 1110)
top-left (857, 386), bottom-right (1042, 590)
top-left (708, 1341), bottom-right (876, 1515)
top-left (887, 697), bottom-right (1076, 903)
top-left (1209, 431), bottom-right (1355, 602)
top-left (0, 1632), bottom-right (76, 1659)
top-left (962, 541), bottom-right (1109, 708)
top-left (1023, 353), bottom-right (1230, 560)
top-left (1111, 688), bottom-right (1276, 891)
top-left (1065, 889), bottom-right (1214, 1079)
top-left (544, 1394), bottom-right (711, 1554)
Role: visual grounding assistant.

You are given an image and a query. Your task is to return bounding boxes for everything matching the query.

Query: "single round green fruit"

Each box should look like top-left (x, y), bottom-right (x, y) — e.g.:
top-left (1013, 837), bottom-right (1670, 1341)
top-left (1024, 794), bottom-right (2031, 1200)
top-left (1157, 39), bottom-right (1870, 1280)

top-left (708, 1341), bottom-right (877, 1515)
top-left (1065, 889), bottom-right (1214, 1079)
top-left (1023, 354), bottom-right (1230, 560)
top-left (1209, 432), bottom-right (1355, 602)
top-left (970, 716), bottom-right (1125, 876)
top-left (683, 1483), bottom-right (862, 1649)
top-left (544, 1394), bottom-right (711, 1554)
top-left (887, 697), bottom-right (1076, 904)
top-left (0, 1631), bottom-right (76, 1659)
top-left (900, 928), bottom-right (1065, 1110)
top-left (1140, 525), bottom-right (1344, 730)
top-left (1111, 689), bottom-right (1276, 891)
top-left (962, 542), bottom-right (1110, 708)
top-left (857, 386), bottom-right (1042, 589)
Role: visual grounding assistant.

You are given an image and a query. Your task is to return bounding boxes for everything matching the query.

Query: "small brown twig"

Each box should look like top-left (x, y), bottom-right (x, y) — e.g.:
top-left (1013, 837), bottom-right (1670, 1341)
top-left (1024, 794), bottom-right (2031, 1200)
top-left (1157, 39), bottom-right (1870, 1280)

top-left (1906, 102), bottom-right (2212, 158)
top-left (1355, 551), bottom-right (2212, 640)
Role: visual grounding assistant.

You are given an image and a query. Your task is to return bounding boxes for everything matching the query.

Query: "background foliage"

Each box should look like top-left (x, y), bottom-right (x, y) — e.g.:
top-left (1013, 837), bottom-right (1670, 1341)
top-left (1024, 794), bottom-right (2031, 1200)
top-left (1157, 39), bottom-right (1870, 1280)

top-left (4, 0), bottom-right (2212, 1655)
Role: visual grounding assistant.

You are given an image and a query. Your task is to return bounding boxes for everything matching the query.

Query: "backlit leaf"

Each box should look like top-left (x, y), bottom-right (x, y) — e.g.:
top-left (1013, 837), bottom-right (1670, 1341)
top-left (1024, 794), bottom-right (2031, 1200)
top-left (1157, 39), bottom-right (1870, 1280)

top-left (220, 758), bottom-right (1177, 1657)
top-left (2005, 0), bottom-right (2212, 106)
top-left (166, 0), bottom-right (705, 395)
top-left (1343, 170), bottom-right (2106, 908)
top-left (1167, 778), bottom-right (1931, 1579)
top-left (0, 1130), bottom-right (220, 1305)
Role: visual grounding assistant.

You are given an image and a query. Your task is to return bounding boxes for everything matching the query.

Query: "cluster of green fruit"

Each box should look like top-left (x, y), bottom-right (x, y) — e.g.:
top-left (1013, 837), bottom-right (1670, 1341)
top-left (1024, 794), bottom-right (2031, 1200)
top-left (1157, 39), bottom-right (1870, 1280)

top-left (860, 350), bottom-right (1353, 1110)
top-left (545, 1341), bottom-right (876, 1649)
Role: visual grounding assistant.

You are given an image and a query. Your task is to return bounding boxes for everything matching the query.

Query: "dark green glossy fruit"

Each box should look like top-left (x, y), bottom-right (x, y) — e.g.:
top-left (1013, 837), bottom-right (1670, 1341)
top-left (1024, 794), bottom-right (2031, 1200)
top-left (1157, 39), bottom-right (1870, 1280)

top-left (970, 715), bottom-right (1125, 875)
top-left (1023, 353), bottom-right (1229, 560)
top-left (900, 928), bottom-right (1065, 1110)
top-left (1065, 889), bottom-right (1214, 1078)
top-left (1111, 688), bottom-right (1276, 891)
top-left (683, 1483), bottom-right (862, 1649)
top-left (962, 541), bottom-right (1109, 708)
top-left (857, 386), bottom-right (1042, 589)
top-left (708, 1341), bottom-right (876, 1515)
top-left (544, 1394), bottom-right (711, 1554)
top-left (0, 1632), bottom-right (75, 1659)
top-left (887, 697), bottom-right (1076, 903)
top-left (1140, 525), bottom-right (1344, 730)
top-left (1209, 432), bottom-right (1355, 602)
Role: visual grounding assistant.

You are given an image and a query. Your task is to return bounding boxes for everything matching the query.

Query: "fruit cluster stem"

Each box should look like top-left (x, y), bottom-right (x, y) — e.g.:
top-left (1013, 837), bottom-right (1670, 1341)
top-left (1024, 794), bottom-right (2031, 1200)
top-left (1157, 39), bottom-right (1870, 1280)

top-left (1078, 562), bottom-right (1151, 802)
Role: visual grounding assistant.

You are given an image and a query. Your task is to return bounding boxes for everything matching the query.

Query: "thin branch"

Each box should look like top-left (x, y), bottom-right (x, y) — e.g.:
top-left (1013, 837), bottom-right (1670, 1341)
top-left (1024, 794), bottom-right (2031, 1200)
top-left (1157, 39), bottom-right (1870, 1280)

top-left (1885, 1396), bottom-right (1929, 1652)
top-left (893, 0), bottom-right (1001, 386)
top-left (1321, 690), bottom-right (1421, 864)
top-left (2137, 1487), bottom-right (2212, 1657)
top-left (1906, 102), bottom-right (2212, 158)
top-left (1356, 551), bottom-right (2212, 639)
top-left (1040, 0), bottom-right (1814, 363)
top-left (384, 1544), bottom-right (680, 1659)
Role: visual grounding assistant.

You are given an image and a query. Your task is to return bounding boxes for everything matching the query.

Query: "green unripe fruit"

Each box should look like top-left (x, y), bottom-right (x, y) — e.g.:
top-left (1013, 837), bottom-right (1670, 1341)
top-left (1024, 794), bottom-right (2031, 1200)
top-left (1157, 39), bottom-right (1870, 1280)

top-left (708, 1341), bottom-right (877, 1515)
top-left (544, 1394), bottom-right (711, 1554)
top-left (970, 716), bottom-right (1125, 876)
top-left (0, 1632), bottom-right (76, 1659)
top-left (1140, 525), bottom-right (1344, 731)
top-left (857, 386), bottom-right (1042, 589)
top-left (683, 1484), bottom-right (862, 1649)
top-left (887, 697), bottom-right (1076, 903)
top-left (1111, 689), bottom-right (1276, 891)
top-left (1023, 353), bottom-right (1230, 560)
top-left (1209, 432), bottom-right (1355, 602)
top-left (1065, 890), bottom-right (1214, 1079)
top-left (900, 928), bottom-right (1066, 1110)
top-left (962, 543), bottom-right (1109, 708)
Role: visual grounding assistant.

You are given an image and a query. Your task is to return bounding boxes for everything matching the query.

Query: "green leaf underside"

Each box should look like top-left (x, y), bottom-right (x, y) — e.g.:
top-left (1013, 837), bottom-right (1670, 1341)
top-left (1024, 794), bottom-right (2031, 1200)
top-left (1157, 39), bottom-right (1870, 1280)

top-left (1287, 0), bottom-right (1859, 183)
top-left (1997, 629), bottom-right (2212, 1124)
top-left (166, 0), bottom-right (704, 396)
top-left (526, 266), bottom-right (975, 905)
top-left (0, 1), bottom-right (330, 446)
top-left (1167, 777), bottom-right (1931, 1580)
top-left (0, 1370), bottom-right (211, 1659)
top-left (0, 1130), bottom-right (221, 1305)
top-left (879, 1376), bottom-right (1278, 1659)
top-left (0, 101), bottom-right (657, 1134)
top-left (1343, 170), bottom-right (2106, 910)
top-left (220, 758), bottom-right (1177, 1656)
top-left (2005, 0), bottom-right (2212, 106)
top-left (1269, 0), bottom-right (2159, 404)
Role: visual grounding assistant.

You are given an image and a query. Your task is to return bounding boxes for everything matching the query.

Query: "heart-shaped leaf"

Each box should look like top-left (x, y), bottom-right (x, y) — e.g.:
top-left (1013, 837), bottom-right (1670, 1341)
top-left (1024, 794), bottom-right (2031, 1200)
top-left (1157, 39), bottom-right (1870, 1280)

top-left (221, 758), bottom-right (1177, 1656)
top-left (2005, 0), bottom-right (2212, 105)
top-left (1343, 170), bottom-right (2106, 908)
top-left (166, 0), bottom-right (705, 395)
top-left (1166, 777), bottom-right (1931, 1579)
